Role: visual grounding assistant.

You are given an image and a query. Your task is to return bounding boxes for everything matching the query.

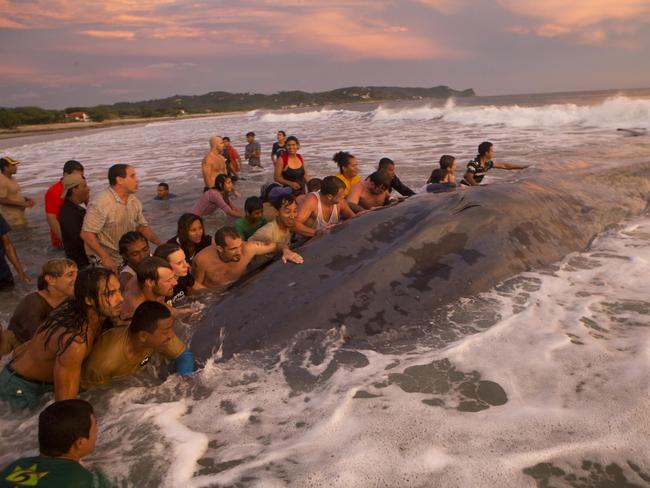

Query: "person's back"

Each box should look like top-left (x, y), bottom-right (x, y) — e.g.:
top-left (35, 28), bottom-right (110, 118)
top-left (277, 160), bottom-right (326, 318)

top-left (0, 399), bottom-right (110, 487)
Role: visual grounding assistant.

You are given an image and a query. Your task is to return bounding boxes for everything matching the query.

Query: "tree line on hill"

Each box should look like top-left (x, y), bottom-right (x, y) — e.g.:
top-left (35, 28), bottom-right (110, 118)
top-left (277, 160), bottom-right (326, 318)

top-left (0, 85), bottom-right (474, 129)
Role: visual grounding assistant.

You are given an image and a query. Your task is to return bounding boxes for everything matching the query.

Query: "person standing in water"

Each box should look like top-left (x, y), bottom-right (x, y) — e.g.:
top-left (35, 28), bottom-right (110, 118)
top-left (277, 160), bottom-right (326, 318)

top-left (461, 141), bottom-right (528, 186)
top-left (0, 156), bottom-right (35, 227)
top-left (274, 136), bottom-right (309, 194)
top-left (202, 136), bottom-right (227, 191)
top-left (271, 130), bottom-right (287, 165)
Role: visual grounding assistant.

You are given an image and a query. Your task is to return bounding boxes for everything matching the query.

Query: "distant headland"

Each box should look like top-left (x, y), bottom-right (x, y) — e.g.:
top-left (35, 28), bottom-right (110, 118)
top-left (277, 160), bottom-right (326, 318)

top-left (0, 85), bottom-right (474, 132)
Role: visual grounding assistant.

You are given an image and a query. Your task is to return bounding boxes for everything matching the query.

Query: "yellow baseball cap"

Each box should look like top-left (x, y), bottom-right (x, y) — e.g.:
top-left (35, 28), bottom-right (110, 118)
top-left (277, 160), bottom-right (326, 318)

top-left (0, 156), bottom-right (20, 166)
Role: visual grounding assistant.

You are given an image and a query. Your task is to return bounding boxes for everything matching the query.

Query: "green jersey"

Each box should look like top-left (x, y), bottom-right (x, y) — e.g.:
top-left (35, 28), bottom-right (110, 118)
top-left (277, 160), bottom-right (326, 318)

top-left (234, 216), bottom-right (268, 240)
top-left (0, 456), bottom-right (110, 488)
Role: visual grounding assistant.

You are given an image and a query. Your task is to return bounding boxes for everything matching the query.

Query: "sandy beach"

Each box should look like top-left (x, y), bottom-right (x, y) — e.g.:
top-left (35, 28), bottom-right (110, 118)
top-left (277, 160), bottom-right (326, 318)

top-left (0, 111), bottom-right (240, 150)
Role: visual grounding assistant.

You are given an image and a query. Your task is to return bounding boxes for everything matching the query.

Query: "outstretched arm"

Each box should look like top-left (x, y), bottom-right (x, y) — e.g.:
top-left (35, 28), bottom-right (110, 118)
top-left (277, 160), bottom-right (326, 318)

top-left (493, 162), bottom-right (528, 170)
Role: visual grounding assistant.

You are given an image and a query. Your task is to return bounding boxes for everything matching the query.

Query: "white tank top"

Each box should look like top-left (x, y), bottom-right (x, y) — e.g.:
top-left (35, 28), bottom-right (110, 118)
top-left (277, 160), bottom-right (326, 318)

top-left (313, 191), bottom-right (339, 230)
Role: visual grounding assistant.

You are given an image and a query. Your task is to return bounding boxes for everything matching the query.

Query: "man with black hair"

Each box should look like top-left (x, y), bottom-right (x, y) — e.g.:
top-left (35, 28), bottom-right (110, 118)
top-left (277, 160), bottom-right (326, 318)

top-left (222, 137), bottom-right (240, 180)
top-left (294, 175), bottom-right (355, 237)
top-left (59, 173), bottom-right (91, 268)
top-left (193, 226), bottom-right (302, 290)
top-left (0, 267), bottom-right (123, 408)
top-left (44, 159), bottom-right (84, 249)
top-left (270, 130), bottom-right (287, 165)
top-left (82, 301), bottom-right (193, 387)
top-left (250, 192), bottom-right (298, 248)
top-left (0, 399), bottom-right (110, 487)
top-left (117, 231), bottom-right (150, 290)
top-left (81, 164), bottom-right (161, 273)
top-left (154, 182), bottom-right (176, 200)
top-left (348, 171), bottom-right (392, 210)
top-left (377, 157), bottom-right (415, 197)
top-left (120, 256), bottom-right (177, 321)
top-left (245, 131), bottom-right (261, 168)
top-left (0, 156), bottom-right (35, 227)
top-left (234, 196), bottom-right (268, 240)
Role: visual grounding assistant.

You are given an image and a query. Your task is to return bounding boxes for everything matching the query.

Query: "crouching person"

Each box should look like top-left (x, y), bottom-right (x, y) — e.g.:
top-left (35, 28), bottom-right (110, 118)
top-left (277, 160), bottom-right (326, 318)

top-left (82, 301), bottom-right (194, 387)
top-left (0, 399), bottom-right (110, 487)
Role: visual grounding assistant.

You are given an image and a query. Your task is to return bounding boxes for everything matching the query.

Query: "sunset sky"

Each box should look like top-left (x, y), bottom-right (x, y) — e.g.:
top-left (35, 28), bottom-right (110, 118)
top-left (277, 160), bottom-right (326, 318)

top-left (1, 0), bottom-right (649, 108)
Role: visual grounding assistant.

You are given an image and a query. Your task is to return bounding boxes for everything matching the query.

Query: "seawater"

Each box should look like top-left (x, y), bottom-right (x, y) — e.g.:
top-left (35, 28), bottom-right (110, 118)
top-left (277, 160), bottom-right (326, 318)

top-left (0, 89), bottom-right (649, 487)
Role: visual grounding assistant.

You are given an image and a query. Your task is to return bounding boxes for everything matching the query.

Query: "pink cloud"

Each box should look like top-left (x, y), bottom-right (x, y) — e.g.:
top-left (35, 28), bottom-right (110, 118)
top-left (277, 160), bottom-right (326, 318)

top-left (79, 30), bottom-right (135, 40)
top-left (498, 0), bottom-right (650, 47)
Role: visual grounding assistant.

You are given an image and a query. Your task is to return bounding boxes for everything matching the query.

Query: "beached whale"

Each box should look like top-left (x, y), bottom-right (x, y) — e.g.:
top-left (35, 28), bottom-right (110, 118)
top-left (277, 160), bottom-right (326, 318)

top-left (191, 162), bottom-right (650, 362)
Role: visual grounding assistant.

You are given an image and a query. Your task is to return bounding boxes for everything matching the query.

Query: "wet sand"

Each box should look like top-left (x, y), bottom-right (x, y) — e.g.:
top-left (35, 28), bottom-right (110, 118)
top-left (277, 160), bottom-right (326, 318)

top-left (0, 112), bottom-right (238, 150)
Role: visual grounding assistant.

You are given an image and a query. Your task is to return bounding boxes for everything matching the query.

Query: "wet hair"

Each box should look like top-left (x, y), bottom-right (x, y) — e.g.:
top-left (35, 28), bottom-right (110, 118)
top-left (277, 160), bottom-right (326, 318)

top-left (39, 267), bottom-right (117, 355)
top-left (136, 256), bottom-right (172, 287)
top-left (39, 400), bottom-right (94, 457)
top-left (307, 178), bottom-right (322, 193)
top-left (246, 131), bottom-right (255, 138)
top-left (320, 176), bottom-right (345, 197)
top-left (63, 160), bottom-right (84, 175)
top-left (427, 169), bottom-right (445, 184)
top-left (477, 141), bottom-right (493, 158)
top-left (37, 258), bottom-right (77, 291)
top-left (108, 164), bottom-right (130, 186)
top-left (118, 231), bottom-right (147, 259)
top-left (130, 301), bottom-right (172, 335)
top-left (285, 135), bottom-right (299, 146)
top-left (176, 213), bottom-right (205, 258)
top-left (439, 155), bottom-right (456, 171)
top-left (157, 182), bottom-right (169, 190)
top-left (271, 193), bottom-right (296, 211)
top-left (222, 136), bottom-right (231, 142)
top-left (332, 151), bottom-right (355, 172)
top-left (244, 196), bottom-right (263, 214)
top-left (214, 226), bottom-right (240, 247)
top-left (277, 130), bottom-right (286, 137)
top-left (368, 171), bottom-right (392, 189)
top-left (377, 157), bottom-right (394, 171)
top-left (153, 242), bottom-right (182, 262)
top-left (214, 173), bottom-right (231, 191)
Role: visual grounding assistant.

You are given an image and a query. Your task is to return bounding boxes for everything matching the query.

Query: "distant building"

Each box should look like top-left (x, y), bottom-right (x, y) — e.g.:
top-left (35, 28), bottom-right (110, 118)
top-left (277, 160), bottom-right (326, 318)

top-left (65, 112), bottom-right (90, 122)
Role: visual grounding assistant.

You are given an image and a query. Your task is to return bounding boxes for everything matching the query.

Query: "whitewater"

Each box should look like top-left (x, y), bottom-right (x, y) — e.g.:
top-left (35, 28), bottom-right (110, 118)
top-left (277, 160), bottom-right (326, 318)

top-left (0, 89), bottom-right (649, 487)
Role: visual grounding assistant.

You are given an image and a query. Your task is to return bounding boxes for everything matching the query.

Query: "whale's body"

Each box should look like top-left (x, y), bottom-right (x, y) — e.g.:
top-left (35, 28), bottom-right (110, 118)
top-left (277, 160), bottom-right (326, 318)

top-left (191, 163), bottom-right (650, 362)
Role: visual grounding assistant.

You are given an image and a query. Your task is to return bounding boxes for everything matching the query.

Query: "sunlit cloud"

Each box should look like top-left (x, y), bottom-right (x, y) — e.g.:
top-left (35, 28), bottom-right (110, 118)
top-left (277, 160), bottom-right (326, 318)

top-left (79, 30), bottom-right (136, 40)
top-left (498, 0), bottom-right (650, 46)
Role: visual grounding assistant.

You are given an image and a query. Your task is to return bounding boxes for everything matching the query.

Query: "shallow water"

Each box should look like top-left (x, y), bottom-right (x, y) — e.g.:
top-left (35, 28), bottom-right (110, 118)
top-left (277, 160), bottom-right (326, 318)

top-left (1, 89), bottom-right (649, 487)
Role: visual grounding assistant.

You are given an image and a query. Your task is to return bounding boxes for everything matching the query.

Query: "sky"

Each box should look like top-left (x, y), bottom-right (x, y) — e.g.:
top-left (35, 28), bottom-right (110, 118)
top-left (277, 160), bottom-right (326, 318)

top-left (1, 0), bottom-right (649, 108)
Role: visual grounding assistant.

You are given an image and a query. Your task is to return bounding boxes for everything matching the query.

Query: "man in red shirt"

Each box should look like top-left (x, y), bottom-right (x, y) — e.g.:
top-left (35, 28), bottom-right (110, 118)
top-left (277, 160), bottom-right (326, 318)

top-left (44, 160), bottom-right (84, 249)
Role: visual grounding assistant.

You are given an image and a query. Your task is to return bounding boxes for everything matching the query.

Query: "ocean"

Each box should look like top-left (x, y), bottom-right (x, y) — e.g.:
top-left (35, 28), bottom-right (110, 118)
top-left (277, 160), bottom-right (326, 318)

top-left (0, 88), bottom-right (649, 487)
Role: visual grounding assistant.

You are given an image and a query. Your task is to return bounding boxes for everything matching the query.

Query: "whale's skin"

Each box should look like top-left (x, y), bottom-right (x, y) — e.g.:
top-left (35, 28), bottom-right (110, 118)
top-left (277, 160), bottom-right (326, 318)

top-left (190, 163), bottom-right (650, 362)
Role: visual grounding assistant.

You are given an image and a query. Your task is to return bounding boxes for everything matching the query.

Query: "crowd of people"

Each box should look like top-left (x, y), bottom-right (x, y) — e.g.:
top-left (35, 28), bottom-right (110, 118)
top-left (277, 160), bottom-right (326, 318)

top-left (0, 133), bottom-right (526, 483)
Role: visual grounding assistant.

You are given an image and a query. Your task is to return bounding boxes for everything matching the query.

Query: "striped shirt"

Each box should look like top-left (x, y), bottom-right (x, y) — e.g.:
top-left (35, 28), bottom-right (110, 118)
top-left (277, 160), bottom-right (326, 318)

top-left (82, 187), bottom-right (148, 263)
top-left (463, 158), bottom-right (494, 185)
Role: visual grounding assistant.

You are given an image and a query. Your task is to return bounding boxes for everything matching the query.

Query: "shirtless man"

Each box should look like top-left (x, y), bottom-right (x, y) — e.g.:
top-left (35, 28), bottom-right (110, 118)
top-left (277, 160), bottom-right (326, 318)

top-left (202, 136), bottom-right (227, 191)
top-left (0, 267), bottom-right (123, 408)
top-left (347, 171), bottom-right (392, 211)
top-left (120, 256), bottom-right (177, 321)
top-left (294, 176), bottom-right (355, 237)
top-left (193, 226), bottom-right (303, 290)
top-left (82, 301), bottom-right (193, 388)
top-left (0, 156), bottom-right (35, 226)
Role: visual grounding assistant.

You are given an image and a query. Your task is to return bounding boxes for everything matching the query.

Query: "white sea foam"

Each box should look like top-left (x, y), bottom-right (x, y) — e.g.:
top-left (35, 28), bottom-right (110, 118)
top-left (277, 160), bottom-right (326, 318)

top-left (370, 96), bottom-right (650, 129)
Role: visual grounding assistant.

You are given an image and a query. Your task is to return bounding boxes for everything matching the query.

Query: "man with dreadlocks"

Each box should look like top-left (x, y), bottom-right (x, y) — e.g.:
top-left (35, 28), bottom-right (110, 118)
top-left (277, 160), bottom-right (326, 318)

top-left (0, 267), bottom-right (123, 409)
